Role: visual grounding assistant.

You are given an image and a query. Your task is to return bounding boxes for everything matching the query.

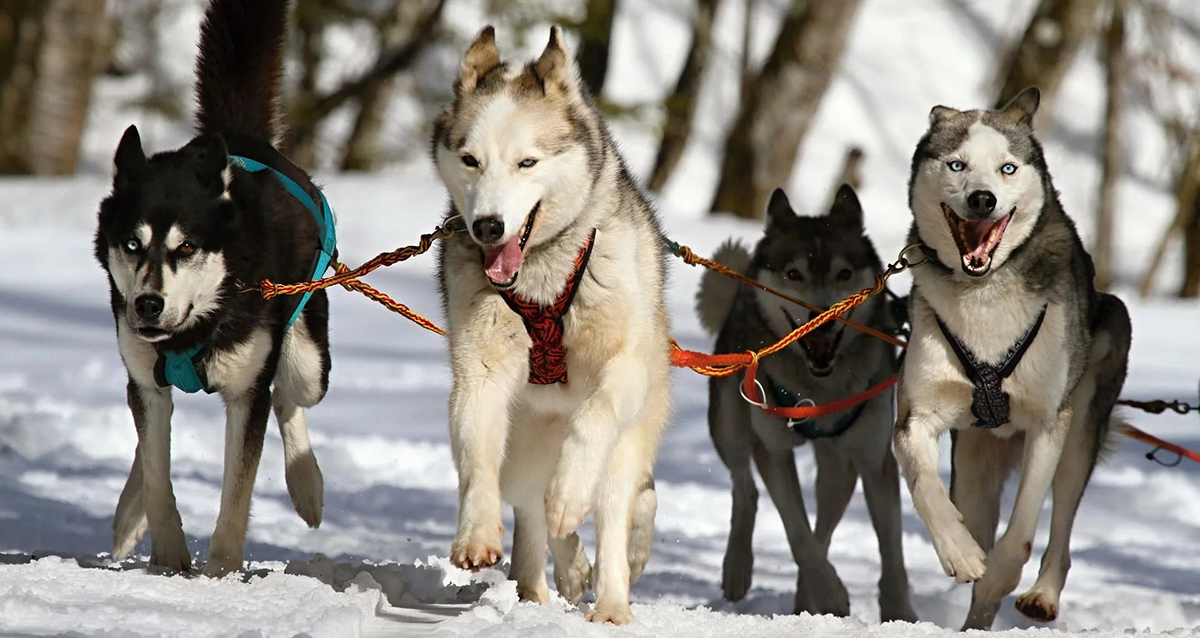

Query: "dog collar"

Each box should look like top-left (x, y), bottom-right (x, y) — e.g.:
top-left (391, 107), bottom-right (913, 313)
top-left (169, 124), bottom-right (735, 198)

top-left (153, 152), bottom-right (337, 395)
top-left (935, 306), bottom-right (1047, 428)
top-left (500, 229), bottom-right (597, 385)
top-left (155, 344), bottom-right (211, 394)
top-left (768, 376), bottom-right (866, 440)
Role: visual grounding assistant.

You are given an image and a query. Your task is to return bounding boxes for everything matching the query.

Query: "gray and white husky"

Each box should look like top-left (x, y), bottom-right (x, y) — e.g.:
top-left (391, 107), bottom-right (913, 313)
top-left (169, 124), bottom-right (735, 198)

top-left (696, 185), bottom-right (917, 621)
top-left (894, 87), bottom-right (1131, 630)
top-left (433, 26), bottom-right (672, 624)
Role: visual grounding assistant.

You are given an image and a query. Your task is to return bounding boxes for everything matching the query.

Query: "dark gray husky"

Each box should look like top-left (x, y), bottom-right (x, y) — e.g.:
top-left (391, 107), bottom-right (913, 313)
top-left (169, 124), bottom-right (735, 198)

top-left (696, 185), bottom-right (916, 621)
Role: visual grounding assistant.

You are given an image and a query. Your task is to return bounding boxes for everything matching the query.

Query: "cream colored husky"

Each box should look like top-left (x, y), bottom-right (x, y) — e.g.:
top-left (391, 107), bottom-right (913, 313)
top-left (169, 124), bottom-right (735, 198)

top-left (432, 26), bottom-right (672, 624)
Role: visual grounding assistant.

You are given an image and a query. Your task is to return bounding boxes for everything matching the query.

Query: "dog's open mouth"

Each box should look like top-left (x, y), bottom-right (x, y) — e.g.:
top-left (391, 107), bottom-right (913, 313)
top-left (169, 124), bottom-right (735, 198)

top-left (941, 203), bottom-right (1013, 277)
top-left (481, 201), bottom-right (539, 289)
top-left (783, 307), bottom-right (843, 377)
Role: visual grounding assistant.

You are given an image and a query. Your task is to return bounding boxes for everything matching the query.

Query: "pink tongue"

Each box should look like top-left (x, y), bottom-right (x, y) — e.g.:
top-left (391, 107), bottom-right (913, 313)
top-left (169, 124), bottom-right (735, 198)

top-left (962, 219), bottom-right (998, 259)
top-left (483, 235), bottom-right (523, 284)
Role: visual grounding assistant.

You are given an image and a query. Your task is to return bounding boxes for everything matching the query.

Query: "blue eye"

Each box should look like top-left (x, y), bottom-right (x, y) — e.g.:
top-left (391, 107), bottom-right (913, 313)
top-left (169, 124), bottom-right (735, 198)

top-left (123, 238), bottom-right (141, 253)
top-left (518, 158), bottom-right (538, 168)
top-left (947, 160), bottom-right (966, 172)
top-left (1001, 162), bottom-right (1018, 175)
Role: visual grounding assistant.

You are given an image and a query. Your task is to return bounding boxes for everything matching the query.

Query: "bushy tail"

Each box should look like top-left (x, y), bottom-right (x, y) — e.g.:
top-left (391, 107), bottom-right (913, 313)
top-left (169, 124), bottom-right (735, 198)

top-left (194, 0), bottom-right (289, 144)
top-left (695, 239), bottom-right (752, 336)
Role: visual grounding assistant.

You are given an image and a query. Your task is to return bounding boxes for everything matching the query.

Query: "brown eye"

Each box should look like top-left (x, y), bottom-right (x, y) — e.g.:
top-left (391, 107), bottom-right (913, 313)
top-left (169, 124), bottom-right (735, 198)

top-left (177, 242), bottom-right (195, 256)
top-left (836, 268), bottom-right (852, 281)
top-left (786, 269), bottom-right (804, 281)
top-left (461, 154), bottom-right (479, 168)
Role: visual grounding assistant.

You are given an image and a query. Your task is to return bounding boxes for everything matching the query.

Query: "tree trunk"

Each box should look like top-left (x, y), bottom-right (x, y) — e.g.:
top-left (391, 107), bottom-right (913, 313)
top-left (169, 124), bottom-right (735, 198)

top-left (282, 0), bottom-right (446, 163)
top-left (1139, 133), bottom-right (1200, 298)
top-left (576, 0), bottom-right (616, 98)
top-left (993, 0), bottom-right (1103, 118)
top-left (1183, 197), bottom-right (1200, 297)
top-left (0, 0), bottom-right (48, 174)
top-left (1093, 1), bottom-right (1124, 292)
top-left (647, 0), bottom-right (722, 193)
top-left (0, 0), bottom-right (106, 175)
top-left (709, 0), bottom-right (863, 219)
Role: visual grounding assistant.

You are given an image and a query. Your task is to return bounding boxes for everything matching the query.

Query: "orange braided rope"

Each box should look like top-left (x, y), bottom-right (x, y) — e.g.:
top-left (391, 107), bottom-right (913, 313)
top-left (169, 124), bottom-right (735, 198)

top-left (248, 220), bottom-right (1198, 460)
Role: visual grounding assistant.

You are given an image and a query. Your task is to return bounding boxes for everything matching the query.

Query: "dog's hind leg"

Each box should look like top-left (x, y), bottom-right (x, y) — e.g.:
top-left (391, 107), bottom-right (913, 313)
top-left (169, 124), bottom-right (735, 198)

top-left (709, 379), bottom-right (757, 602)
top-left (549, 531), bottom-right (592, 605)
top-left (203, 383), bottom-right (272, 578)
top-left (127, 379), bottom-right (191, 572)
top-left (813, 439), bottom-right (857, 547)
top-left (860, 448), bottom-right (918, 623)
top-left (751, 439), bottom-right (849, 617)
top-left (112, 446), bottom-right (148, 561)
top-left (511, 506), bottom-right (551, 603)
top-left (951, 429), bottom-right (1017, 630)
top-left (1017, 298), bottom-right (1129, 622)
top-left (273, 392), bottom-right (323, 528)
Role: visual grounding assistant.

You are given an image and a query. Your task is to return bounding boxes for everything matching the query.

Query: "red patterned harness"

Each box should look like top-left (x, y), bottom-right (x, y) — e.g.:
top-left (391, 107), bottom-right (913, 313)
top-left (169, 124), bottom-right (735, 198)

top-left (499, 229), bottom-right (597, 385)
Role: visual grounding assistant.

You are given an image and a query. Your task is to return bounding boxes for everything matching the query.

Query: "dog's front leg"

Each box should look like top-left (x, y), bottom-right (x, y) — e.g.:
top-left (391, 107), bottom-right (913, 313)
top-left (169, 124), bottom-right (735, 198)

top-left (894, 408), bottom-right (986, 583)
top-left (973, 407), bottom-right (1070, 606)
top-left (125, 379), bottom-right (191, 572)
top-left (449, 362), bottom-right (524, 571)
top-left (204, 382), bottom-right (272, 578)
top-left (544, 353), bottom-right (644, 539)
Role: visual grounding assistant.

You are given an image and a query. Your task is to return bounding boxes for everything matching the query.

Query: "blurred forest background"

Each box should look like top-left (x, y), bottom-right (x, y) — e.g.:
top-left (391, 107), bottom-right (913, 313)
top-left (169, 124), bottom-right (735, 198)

top-left (1, 0), bottom-right (1199, 297)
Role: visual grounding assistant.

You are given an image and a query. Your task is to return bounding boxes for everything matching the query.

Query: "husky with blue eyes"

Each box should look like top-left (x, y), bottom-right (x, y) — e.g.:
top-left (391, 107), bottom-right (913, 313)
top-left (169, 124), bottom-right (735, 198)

top-left (895, 87), bottom-right (1131, 630)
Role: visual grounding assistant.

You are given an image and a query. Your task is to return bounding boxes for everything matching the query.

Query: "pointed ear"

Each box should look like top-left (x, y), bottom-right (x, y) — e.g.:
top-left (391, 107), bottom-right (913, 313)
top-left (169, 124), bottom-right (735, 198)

top-left (929, 105), bottom-right (958, 126)
top-left (828, 183), bottom-right (863, 231)
top-left (184, 133), bottom-right (230, 195)
top-left (458, 26), bottom-right (501, 94)
top-left (535, 25), bottom-right (576, 96)
top-left (1000, 86), bottom-right (1040, 127)
top-left (113, 125), bottom-right (148, 189)
top-left (765, 188), bottom-right (795, 226)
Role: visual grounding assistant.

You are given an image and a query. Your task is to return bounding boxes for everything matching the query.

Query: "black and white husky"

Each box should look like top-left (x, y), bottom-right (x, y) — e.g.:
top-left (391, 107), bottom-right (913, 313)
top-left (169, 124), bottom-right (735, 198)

top-left (894, 87), bottom-right (1131, 629)
top-left (95, 0), bottom-right (332, 577)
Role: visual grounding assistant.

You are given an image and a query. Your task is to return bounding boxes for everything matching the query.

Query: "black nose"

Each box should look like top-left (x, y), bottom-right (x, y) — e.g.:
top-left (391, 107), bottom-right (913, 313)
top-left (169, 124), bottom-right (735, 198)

top-left (135, 294), bottom-right (164, 320)
top-left (967, 190), bottom-right (997, 216)
top-left (472, 217), bottom-right (505, 243)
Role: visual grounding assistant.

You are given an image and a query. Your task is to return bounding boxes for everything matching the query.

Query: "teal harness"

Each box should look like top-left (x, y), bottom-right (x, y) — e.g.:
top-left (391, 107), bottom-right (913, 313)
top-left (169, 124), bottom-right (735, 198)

top-left (768, 377), bottom-right (867, 440)
top-left (154, 155), bottom-right (336, 394)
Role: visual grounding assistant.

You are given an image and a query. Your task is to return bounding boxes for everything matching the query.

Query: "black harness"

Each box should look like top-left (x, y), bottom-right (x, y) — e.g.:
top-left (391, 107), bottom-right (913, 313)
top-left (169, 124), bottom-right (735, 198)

top-left (935, 307), bottom-right (1047, 428)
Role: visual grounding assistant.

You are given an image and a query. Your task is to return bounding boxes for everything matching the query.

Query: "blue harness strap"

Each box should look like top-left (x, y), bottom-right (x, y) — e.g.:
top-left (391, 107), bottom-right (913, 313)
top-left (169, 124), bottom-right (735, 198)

top-left (156, 155), bottom-right (337, 394)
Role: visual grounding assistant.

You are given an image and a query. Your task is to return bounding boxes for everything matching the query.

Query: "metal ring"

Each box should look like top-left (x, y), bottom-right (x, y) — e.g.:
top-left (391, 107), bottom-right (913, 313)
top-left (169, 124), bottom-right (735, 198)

top-left (739, 378), bottom-right (769, 409)
top-left (898, 243), bottom-right (929, 269)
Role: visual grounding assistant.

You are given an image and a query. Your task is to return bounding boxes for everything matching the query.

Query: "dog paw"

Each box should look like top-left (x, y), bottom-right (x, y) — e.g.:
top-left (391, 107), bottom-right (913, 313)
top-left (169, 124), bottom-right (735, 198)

top-left (201, 552), bottom-right (243, 579)
top-left (451, 523), bottom-right (504, 571)
top-left (285, 453), bottom-right (324, 529)
top-left (931, 523), bottom-right (987, 583)
top-left (552, 546), bottom-right (592, 605)
top-left (721, 546), bottom-right (754, 602)
top-left (148, 531), bottom-right (192, 573)
top-left (973, 540), bottom-right (1027, 604)
top-left (879, 593), bottom-right (919, 623)
top-left (805, 563), bottom-right (851, 617)
top-left (1015, 588), bottom-right (1059, 622)
top-left (516, 581), bottom-right (550, 604)
top-left (544, 471), bottom-right (595, 538)
top-left (586, 601), bottom-right (634, 625)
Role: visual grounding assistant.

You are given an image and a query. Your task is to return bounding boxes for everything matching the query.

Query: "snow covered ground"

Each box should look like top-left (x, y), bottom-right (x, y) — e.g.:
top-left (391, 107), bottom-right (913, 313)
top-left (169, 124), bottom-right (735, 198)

top-left (2, 0), bottom-right (1199, 636)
